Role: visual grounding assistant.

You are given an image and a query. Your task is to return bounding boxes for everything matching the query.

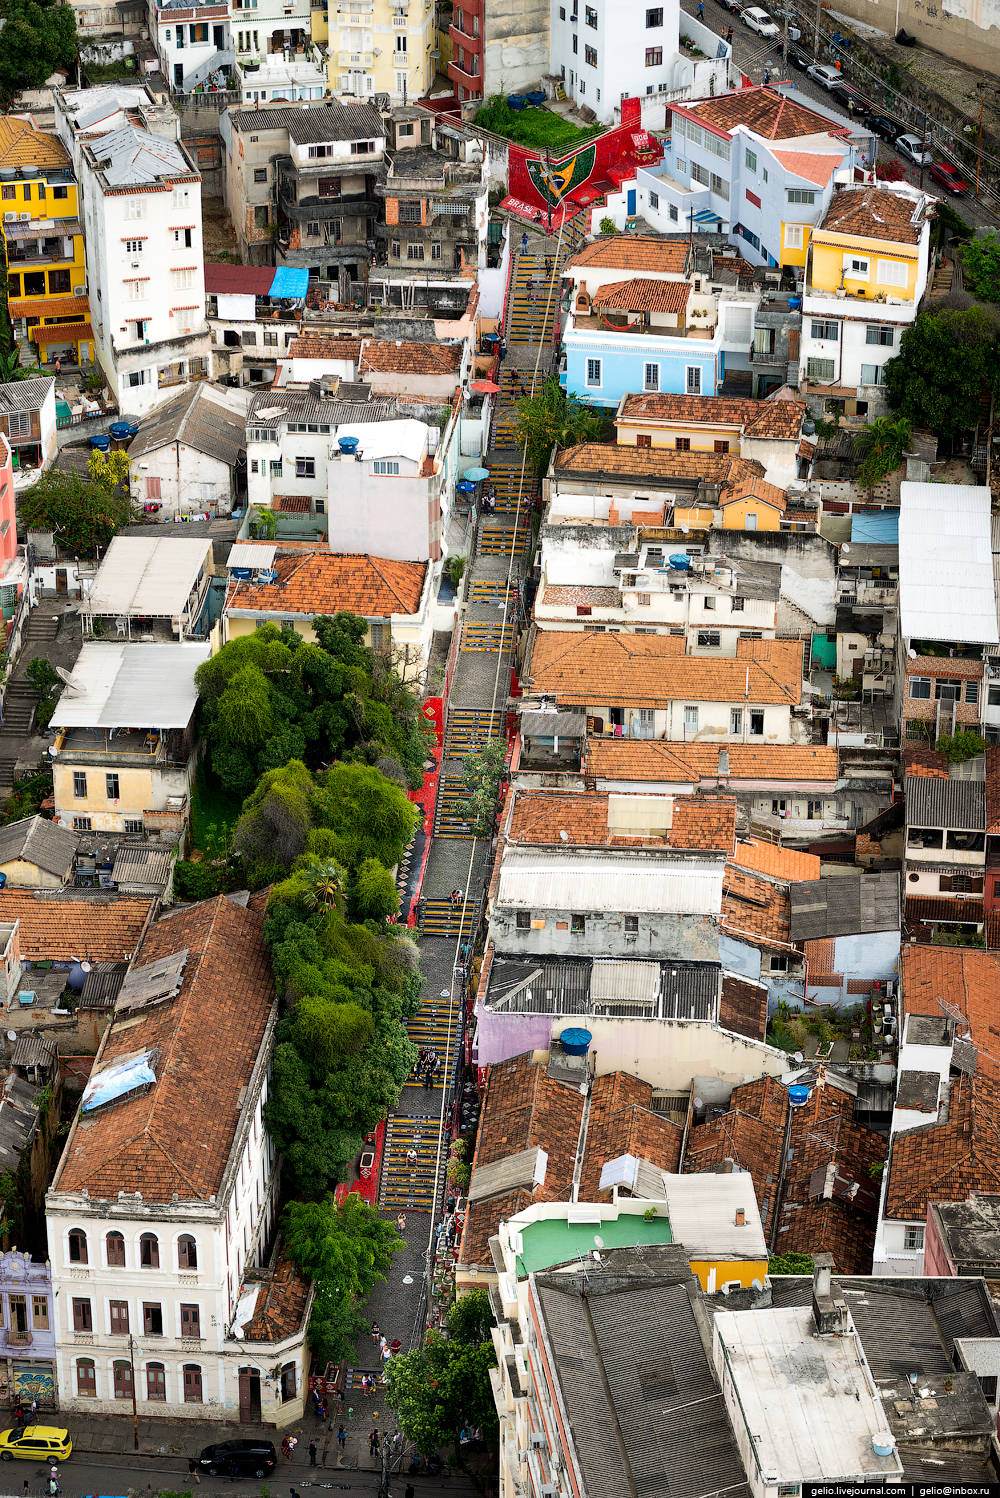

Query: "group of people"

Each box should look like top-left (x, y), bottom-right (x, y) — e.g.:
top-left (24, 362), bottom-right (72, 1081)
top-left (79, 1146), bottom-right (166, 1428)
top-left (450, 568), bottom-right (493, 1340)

top-left (481, 485), bottom-right (498, 515)
top-left (417, 1046), bottom-right (440, 1092)
top-left (12, 1398), bottom-right (37, 1429)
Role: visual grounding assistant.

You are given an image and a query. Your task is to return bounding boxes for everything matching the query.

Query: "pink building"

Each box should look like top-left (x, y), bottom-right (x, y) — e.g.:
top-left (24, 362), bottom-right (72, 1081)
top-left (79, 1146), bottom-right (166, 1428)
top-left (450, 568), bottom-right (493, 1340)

top-left (0, 433), bottom-right (16, 574)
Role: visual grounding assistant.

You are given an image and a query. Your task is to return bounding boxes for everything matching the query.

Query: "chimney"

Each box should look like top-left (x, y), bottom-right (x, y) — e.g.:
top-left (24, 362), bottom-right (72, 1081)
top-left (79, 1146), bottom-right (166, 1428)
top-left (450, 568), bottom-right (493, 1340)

top-left (813, 1253), bottom-right (832, 1300)
top-left (735, 1208), bottom-right (745, 1226)
top-left (811, 1251), bottom-right (847, 1335)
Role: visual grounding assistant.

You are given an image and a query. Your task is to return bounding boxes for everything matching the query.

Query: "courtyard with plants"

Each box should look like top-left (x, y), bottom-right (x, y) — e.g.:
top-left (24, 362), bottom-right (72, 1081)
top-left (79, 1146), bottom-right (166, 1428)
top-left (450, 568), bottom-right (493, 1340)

top-left (766, 1000), bottom-right (890, 1063)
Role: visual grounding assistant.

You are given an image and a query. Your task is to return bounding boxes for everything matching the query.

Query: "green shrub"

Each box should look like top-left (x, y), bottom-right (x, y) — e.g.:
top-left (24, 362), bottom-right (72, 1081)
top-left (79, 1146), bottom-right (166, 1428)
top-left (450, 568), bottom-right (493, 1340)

top-left (599, 216), bottom-right (618, 235)
top-left (173, 860), bottom-right (232, 902)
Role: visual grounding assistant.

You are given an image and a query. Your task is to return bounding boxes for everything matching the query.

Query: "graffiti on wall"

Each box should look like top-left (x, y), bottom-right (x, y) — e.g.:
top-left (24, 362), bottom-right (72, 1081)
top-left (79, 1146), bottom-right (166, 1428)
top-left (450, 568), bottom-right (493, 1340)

top-left (505, 97), bottom-right (663, 221)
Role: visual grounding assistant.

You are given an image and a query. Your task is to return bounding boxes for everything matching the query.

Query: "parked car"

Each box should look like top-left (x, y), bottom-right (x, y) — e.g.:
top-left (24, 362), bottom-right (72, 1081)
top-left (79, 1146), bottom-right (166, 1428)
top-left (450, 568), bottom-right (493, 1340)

top-left (0, 1427), bottom-right (73, 1462)
top-left (718, 0), bottom-right (745, 14)
top-left (779, 40), bottom-right (811, 67)
top-left (929, 160), bottom-right (970, 194)
top-left (863, 112), bottom-right (900, 142)
top-left (895, 132), bottom-right (933, 166)
top-left (741, 5), bottom-right (780, 32)
top-left (199, 1441), bottom-right (278, 1478)
top-left (830, 81), bottom-right (867, 111)
top-left (806, 61), bottom-right (841, 87)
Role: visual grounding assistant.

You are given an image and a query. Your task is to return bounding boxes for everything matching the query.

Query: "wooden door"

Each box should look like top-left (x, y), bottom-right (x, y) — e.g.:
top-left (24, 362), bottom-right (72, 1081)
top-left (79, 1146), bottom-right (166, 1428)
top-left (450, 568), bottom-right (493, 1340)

top-left (113, 1361), bottom-right (133, 1401)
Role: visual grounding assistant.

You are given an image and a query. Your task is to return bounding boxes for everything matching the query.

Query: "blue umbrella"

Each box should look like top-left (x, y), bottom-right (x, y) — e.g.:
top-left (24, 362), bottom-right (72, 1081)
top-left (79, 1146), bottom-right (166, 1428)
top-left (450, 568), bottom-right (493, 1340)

top-left (464, 467), bottom-right (491, 481)
top-left (456, 481), bottom-right (476, 494)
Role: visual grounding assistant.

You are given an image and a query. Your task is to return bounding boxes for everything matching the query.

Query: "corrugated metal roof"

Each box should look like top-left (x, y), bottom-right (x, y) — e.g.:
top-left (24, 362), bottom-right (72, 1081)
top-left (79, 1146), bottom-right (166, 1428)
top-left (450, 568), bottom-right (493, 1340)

top-left (899, 482), bottom-right (998, 644)
top-left (128, 385), bottom-right (245, 471)
top-left (227, 543), bottom-right (276, 571)
top-left (10, 1033), bottom-right (55, 1070)
top-left (111, 846), bottom-right (175, 891)
top-left (590, 959), bottom-right (660, 1006)
top-left (84, 536), bottom-right (211, 618)
top-left (79, 961), bottom-right (129, 1011)
top-left (660, 1173), bottom-right (767, 1258)
top-left (659, 962), bottom-right (720, 1022)
top-left (905, 775), bottom-right (986, 831)
top-left (496, 849), bottom-right (724, 915)
top-left (468, 1146), bottom-right (544, 1203)
top-left (246, 392), bottom-right (397, 429)
top-left (54, 643), bottom-right (209, 729)
top-left (851, 510), bottom-right (899, 544)
top-left (788, 871), bottom-right (900, 940)
top-left (0, 378), bottom-right (54, 414)
top-left (0, 815), bottom-right (78, 878)
top-left (485, 958), bottom-right (591, 1014)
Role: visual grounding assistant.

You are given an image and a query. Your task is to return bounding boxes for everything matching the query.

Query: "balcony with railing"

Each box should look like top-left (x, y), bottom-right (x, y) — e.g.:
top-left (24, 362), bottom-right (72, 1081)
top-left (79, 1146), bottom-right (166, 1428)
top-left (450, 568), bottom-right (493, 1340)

top-left (54, 728), bottom-right (167, 764)
top-left (447, 53), bottom-right (482, 91)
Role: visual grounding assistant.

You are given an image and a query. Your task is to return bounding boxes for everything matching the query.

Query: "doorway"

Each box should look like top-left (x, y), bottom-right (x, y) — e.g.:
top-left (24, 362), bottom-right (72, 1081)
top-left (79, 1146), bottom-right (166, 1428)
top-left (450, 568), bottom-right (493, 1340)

top-left (214, 23), bottom-right (225, 48)
top-left (239, 1367), bottom-right (261, 1422)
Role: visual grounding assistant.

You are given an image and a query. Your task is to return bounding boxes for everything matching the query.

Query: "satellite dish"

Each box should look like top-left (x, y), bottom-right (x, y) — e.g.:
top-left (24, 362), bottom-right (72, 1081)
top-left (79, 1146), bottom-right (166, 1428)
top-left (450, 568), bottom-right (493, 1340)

top-left (693, 1097), bottom-right (704, 1109)
top-left (559, 830), bottom-right (568, 841)
top-left (594, 1235), bottom-right (604, 1249)
top-left (908, 648), bottom-right (917, 659)
top-left (6, 1031), bottom-right (15, 1041)
top-left (841, 543), bottom-right (850, 553)
top-left (680, 524), bottom-right (690, 534)
top-left (56, 666), bottom-right (87, 695)
top-left (752, 1278), bottom-right (764, 1291)
top-left (793, 1051), bottom-right (804, 1064)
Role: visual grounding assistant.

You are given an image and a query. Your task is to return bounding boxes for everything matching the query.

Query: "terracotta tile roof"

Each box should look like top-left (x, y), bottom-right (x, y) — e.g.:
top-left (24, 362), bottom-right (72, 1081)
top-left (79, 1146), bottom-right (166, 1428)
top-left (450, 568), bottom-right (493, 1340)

top-left (819, 185), bottom-right (924, 246)
top-left (226, 551), bottom-right (427, 618)
top-left (7, 296), bottom-right (89, 321)
top-left (798, 438), bottom-right (816, 459)
top-left (563, 236), bottom-right (688, 276)
top-left (884, 1071), bottom-right (1000, 1222)
top-left (0, 119), bottom-right (69, 169)
top-left (783, 507), bottom-right (816, 525)
top-left (0, 891), bottom-right (152, 963)
top-left (903, 743), bottom-right (950, 778)
top-left (459, 1050), bottom-right (586, 1267)
top-left (904, 896), bottom-right (985, 941)
top-left (899, 946), bottom-right (1000, 1081)
top-left (771, 149), bottom-right (843, 187)
top-left (504, 787), bottom-right (735, 853)
top-left (988, 745), bottom-right (1000, 834)
top-left (359, 338), bottom-right (463, 377)
top-left (271, 495), bottom-right (312, 513)
top-left (714, 254), bottom-right (758, 281)
top-left (719, 974), bottom-right (768, 1043)
top-left (683, 1075), bottom-right (789, 1218)
top-left (616, 392), bottom-right (805, 442)
top-left (578, 1072), bottom-right (682, 1198)
top-left (285, 334), bottom-right (362, 361)
top-left (539, 583), bottom-right (622, 607)
top-left (53, 896), bottom-right (275, 1201)
top-left (776, 1077), bottom-right (886, 1274)
top-left (721, 477), bottom-right (788, 514)
top-left (592, 278), bottom-right (691, 315)
top-left (204, 263), bottom-right (276, 295)
top-left (554, 442), bottom-right (765, 486)
top-left (527, 631), bottom-right (802, 708)
top-left (722, 865), bottom-right (792, 949)
top-left (731, 839), bottom-right (821, 883)
top-left (679, 86), bottom-right (849, 142)
top-left (243, 1251), bottom-right (312, 1342)
top-left (583, 739), bottom-right (839, 784)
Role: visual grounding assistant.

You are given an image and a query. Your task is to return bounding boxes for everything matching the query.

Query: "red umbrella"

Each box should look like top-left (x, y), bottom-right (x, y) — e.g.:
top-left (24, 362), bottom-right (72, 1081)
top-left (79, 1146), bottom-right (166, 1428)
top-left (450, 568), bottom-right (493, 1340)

top-left (470, 379), bottom-right (501, 393)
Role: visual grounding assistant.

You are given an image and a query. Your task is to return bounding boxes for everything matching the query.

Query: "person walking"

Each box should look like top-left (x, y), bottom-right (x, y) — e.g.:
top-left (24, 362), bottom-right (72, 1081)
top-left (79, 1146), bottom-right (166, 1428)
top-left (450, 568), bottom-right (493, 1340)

top-left (321, 1396), bottom-right (330, 1421)
top-left (727, 24), bottom-right (733, 41)
top-left (369, 1429), bottom-right (379, 1457)
top-left (423, 1065), bottom-right (433, 1091)
top-left (22, 1480), bottom-right (30, 1498)
top-left (697, 0), bottom-right (704, 16)
top-left (397, 1212), bottom-right (407, 1233)
top-left (188, 1457), bottom-right (202, 1485)
top-left (338, 1425), bottom-right (347, 1451)
top-left (521, 231), bottom-right (528, 255)
top-left (309, 1440), bottom-right (318, 1467)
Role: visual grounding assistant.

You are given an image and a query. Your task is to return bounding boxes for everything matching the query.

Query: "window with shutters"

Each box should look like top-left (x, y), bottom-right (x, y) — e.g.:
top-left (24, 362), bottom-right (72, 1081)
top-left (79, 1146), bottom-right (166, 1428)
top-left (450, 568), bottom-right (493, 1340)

top-left (178, 1235), bottom-right (198, 1270)
top-left (644, 362), bottom-right (659, 391)
top-left (184, 1364), bottom-right (203, 1403)
top-left (8, 410), bottom-right (30, 439)
top-left (877, 257), bottom-right (907, 288)
top-left (114, 1360), bottom-right (133, 1400)
top-left (784, 223), bottom-right (804, 249)
top-left (786, 188), bottom-right (815, 204)
top-left (686, 366), bottom-right (701, 394)
top-left (146, 1362), bottom-right (166, 1400)
top-left (637, 434), bottom-right (651, 448)
top-left (730, 708), bottom-right (742, 734)
top-left (967, 680), bottom-right (980, 704)
top-left (106, 1232), bottom-right (125, 1267)
top-left (140, 1233), bottom-right (159, 1269)
top-left (143, 1303), bottom-right (163, 1336)
top-left (32, 1296), bottom-right (48, 1331)
top-left (746, 188), bottom-right (761, 209)
top-left (73, 1298), bottom-right (92, 1332)
top-left (110, 1301), bottom-right (129, 1335)
top-left (181, 1304), bottom-right (201, 1338)
top-left (77, 1359), bottom-right (96, 1397)
top-left (69, 1228), bottom-right (88, 1264)
top-left (586, 358), bottom-right (601, 387)
top-left (684, 706), bottom-right (698, 731)
top-left (145, 476), bottom-right (161, 499)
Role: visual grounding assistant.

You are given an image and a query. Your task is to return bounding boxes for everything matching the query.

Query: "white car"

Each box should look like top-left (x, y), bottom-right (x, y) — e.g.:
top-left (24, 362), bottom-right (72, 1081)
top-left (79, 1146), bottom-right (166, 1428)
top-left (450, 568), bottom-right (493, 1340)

top-left (741, 6), bottom-right (780, 33)
top-left (806, 62), bottom-right (842, 87)
top-left (895, 132), bottom-right (933, 166)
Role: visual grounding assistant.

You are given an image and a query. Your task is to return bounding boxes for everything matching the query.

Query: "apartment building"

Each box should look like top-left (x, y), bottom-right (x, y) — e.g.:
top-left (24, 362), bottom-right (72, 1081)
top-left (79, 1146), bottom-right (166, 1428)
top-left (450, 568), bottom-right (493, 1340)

top-left (222, 102), bottom-right (386, 290)
top-left (800, 184), bottom-right (932, 409)
top-left (0, 380), bottom-right (58, 485)
top-left (47, 894), bottom-right (310, 1425)
top-left (614, 391), bottom-right (806, 488)
top-left (446, 0), bottom-right (547, 101)
top-left (328, 0), bottom-right (435, 103)
top-left (0, 121), bottom-right (91, 369)
top-left (64, 109), bottom-right (208, 414)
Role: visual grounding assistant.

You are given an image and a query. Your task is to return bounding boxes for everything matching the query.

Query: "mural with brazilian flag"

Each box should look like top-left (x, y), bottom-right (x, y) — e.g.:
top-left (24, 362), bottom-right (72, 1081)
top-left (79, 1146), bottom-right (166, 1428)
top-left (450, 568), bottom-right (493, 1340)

top-left (525, 144), bottom-right (598, 208)
top-left (506, 98), bottom-right (662, 224)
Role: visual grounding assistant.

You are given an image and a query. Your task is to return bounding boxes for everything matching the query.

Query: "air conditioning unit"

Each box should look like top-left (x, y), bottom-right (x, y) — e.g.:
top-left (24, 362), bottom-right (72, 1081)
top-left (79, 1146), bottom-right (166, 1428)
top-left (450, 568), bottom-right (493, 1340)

top-left (530, 1433), bottom-right (547, 1451)
top-left (540, 1487), bottom-right (559, 1497)
top-left (17, 213), bottom-right (30, 222)
top-left (1, 213), bottom-right (14, 222)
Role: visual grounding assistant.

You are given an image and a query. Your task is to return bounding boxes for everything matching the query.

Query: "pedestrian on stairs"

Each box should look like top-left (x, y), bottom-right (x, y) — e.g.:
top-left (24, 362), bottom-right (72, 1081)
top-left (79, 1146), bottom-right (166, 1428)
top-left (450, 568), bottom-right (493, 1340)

top-left (521, 231), bottom-right (528, 254)
top-left (500, 336), bottom-right (507, 362)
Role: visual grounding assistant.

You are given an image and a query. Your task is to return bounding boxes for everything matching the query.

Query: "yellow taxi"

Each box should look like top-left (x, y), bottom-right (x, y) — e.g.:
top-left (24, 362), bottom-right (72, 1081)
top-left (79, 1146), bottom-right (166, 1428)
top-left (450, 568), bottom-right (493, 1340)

top-left (0, 1426), bottom-right (72, 1461)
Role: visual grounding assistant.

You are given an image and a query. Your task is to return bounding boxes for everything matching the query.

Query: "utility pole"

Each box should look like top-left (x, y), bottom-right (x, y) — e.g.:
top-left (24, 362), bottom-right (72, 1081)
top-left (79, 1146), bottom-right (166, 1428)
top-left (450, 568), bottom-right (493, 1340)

top-left (128, 1335), bottom-right (139, 1452)
top-left (919, 95), bottom-right (928, 190)
top-left (813, 0), bottom-right (822, 61)
top-left (378, 1432), bottom-right (392, 1498)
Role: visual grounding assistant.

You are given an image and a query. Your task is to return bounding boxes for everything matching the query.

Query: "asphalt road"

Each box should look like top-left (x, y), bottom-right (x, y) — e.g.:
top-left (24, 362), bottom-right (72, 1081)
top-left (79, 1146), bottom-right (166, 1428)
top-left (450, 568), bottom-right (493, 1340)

top-left (8, 1449), bottom-right (478, 1498)
top-left (679, 0), bottom-right (1000, 229)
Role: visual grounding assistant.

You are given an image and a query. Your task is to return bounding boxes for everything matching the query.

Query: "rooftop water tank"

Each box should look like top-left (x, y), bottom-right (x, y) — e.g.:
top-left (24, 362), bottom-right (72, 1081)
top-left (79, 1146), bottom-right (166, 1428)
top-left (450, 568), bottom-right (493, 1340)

top-left (338, 436), bottom-right (359, 454)
top-left (787, 1085), bottom-right (811, 1108)
top-left (231, 567), bottom-right (252, 580)
top-left (668, 553), bottom-right (691, 571)
top-left (560, 1027), bottom-right (592, 1056)
top-left (872, 1433), bottom-right (895, 1458)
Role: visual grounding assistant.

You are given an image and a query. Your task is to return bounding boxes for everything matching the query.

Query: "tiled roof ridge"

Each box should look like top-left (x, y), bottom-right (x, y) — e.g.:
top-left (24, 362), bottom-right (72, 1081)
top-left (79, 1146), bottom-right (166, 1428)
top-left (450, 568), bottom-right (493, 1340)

top-left (367, 552), bottom-right (427, 611)
top-left (73, 1129), bottom-right (204, 1197)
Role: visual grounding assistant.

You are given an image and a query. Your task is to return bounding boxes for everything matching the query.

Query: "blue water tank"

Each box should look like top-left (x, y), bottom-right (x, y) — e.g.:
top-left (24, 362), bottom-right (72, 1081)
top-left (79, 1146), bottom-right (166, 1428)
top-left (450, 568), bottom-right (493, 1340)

top-left (89, 433), bottom-right (110, 451)
top-left (560, 1027), bottom-right (592, 1056)
top-left (787, 1085), bottom-right (811, 1108)
top-left (668, 553), bottom-right (691, 571)
top-left (231, 567), bottom-right (252, 580)
top-left (788, 295), bottom-right (802, 311)
top-left (338, 436), bottom-right (360, 454)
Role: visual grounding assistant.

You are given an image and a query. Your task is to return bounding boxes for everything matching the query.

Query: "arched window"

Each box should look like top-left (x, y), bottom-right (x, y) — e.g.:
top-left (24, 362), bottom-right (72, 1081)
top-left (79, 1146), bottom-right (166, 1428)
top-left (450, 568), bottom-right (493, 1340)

top-left (178, 1234), bottom-right (198, 1270)
top-left (139, 1232), bottom-right (159, 1269)
top-left (183, 1364), bottom-right (203, 1403)
top-left (68, 1228), bottom-right (88, 1264)
top-left (106, 1231), bottom-right (125, 1267)
top-left (280, 1361), bottom-right (296, 1401)
top-left (146, 1362), bottom-right (166, 1401)
top-left (76, 1358), bottom-right (96, 1397)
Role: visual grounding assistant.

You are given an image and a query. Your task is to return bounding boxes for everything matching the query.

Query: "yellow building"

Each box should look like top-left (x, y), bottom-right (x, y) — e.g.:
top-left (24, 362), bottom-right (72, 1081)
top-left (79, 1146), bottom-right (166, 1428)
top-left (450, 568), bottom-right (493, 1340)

top-left (0, 120), bottom-right (91, 369)
top-left (311, 0), bottom-right (328, 43)
top-left (807, 184), bottom-right (926, 303)
top-left (719, 476), bottom-right (787, 532)
top-left (614, 391), bottom-right (806, 493)
top-left (326, 0), bottom-right (435, 101)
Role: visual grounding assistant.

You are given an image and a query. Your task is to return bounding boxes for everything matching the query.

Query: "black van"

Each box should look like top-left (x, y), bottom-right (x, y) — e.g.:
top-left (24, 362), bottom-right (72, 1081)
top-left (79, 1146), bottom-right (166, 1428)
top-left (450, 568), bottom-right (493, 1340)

top-left (199, 1440), bottom-right (278, 1477)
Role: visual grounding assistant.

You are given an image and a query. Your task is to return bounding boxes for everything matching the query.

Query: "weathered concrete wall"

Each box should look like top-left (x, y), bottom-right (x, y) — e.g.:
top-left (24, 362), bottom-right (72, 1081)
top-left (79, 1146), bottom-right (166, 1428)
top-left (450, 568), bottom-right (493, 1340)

top-left (488, 905), bottom-right (722, 961)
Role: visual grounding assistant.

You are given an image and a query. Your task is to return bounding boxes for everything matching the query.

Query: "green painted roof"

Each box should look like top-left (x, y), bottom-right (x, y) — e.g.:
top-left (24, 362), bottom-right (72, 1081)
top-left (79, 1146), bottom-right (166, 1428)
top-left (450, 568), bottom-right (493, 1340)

top-left (516, 1213), bottom-right (673, 1275)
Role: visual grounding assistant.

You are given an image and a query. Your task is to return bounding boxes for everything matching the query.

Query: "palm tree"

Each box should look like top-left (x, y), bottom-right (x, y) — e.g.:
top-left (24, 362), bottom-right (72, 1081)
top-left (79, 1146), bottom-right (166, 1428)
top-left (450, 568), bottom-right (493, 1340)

top-left (0, 343), bottom-right (41, 384)
top-left (855, 415), bottom-right (911, 494)
top-left (300, 858), bottom-right (346, 912)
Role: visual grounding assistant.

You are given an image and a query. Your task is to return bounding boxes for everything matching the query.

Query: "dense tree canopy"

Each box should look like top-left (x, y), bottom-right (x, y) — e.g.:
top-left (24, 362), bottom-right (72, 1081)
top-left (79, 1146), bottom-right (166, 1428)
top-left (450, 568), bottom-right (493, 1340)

top-left (962, 231), bottom-right (1000, 303)
top-left (515, 377), bottom-right (606, 477)
top-left (18, 469), bottom-right (136, 555)
top-left (195, 618), bottom-right (432, 798)
top-left (883, 306), bottom-right (1000, 439)
top-left (0, 0), bottom-right (76, 105)
top-left (283, 1193), bottom-right (403, 1364)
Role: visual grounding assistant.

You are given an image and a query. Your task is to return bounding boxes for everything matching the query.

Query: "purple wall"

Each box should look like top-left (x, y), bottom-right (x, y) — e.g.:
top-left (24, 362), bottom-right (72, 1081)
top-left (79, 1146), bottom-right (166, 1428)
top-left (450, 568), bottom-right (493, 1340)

top-left (474, 1006), bottom-right (554, 1065)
